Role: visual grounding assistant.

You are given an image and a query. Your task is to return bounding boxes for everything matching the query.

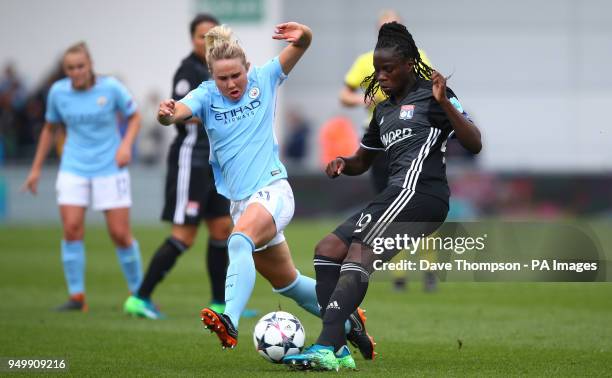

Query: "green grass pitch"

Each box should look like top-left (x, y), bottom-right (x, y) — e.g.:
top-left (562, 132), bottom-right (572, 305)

top-left (1, 221), bottom-right (611, 376)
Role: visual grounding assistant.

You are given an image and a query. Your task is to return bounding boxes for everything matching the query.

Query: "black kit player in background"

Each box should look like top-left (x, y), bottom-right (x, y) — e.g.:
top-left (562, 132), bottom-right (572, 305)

top-left (284, 22), bottom-right (482, 370)
top-left (124, 14), bottom-right (251, 319)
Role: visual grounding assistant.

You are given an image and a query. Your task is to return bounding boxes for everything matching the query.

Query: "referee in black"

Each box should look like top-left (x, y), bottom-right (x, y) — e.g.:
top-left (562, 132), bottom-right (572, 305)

top-left (124, 14), bottom-right (237, 319)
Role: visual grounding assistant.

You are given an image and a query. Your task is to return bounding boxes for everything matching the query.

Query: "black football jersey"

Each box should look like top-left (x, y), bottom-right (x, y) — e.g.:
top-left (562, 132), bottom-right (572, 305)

top-left (168, 53), bottom-right (210, 167)
top-left (361, 78), bottom-right (470, 202)
top-left (171, 52), bottom-right (210, 152)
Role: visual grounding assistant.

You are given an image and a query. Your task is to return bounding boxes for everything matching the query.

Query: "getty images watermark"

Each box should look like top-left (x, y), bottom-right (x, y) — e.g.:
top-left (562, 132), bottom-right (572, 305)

top-left (366, 222), bottom-right (609, 281)
top-left (371, 233), bottom-right (490, 272)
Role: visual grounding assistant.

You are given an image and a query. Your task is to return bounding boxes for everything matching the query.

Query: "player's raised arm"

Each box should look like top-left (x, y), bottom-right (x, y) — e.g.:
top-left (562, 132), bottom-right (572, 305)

top-left (432, 70), bottom-right (482, 154)
top-left (157, 99), bottom-right (193, 126)
top-left (273, 22), bottom-right (312, 75)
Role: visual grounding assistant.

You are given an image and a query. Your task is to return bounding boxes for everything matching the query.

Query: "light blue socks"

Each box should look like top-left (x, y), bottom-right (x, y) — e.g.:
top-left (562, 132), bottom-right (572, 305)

top-left (61, 240), bottom-right (86, 295)
top-left (274, 271), bottom-right (321, 316)
top-left (224, 233), bottom-right (256, 327)
top-left (116, 239), bottom-right (143, 293)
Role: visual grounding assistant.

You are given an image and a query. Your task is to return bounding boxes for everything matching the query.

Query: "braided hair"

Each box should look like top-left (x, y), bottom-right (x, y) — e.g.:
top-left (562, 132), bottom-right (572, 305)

top-left (363, 22), bottom-right (432, 104)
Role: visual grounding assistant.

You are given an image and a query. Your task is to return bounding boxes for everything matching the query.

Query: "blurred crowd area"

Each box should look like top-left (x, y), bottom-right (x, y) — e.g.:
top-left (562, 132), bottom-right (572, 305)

top-left (289, 172), bottom-right (612, 220)
top-left (1, 61), bottom-right (610, 221)
top-left (0, 61), bottom-right (170, 166)
top-left (0, 61), bottom-right (64, 163)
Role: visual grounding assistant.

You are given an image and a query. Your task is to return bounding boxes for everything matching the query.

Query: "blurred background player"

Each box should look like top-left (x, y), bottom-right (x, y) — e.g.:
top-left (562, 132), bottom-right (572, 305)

top-left (339, 9), bottom-right (435, 291)
top-left (158, 23), bottom-right (373, 357)
top-left (124, 14), bottom-right (254, 319)
top-left (22, 42), bottom-right (143, 312)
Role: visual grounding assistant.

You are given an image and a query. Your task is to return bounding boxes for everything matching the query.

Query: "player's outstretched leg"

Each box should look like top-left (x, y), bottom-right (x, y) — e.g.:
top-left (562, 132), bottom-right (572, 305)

top-left (200, 232), bottom-right (256, 348)
top-left (314, 236), bottom-right (376, 360)
top-left (273, 271), bottom-right (321, 317)
top-left (274, 266), bottom-right (376, 359)
top-left (317, 261), bottom-right (370, 352)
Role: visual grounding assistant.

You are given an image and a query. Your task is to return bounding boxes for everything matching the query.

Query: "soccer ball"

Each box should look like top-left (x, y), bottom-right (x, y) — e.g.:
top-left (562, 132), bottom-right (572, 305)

top-left (252, 311), bottom-right (305, 363)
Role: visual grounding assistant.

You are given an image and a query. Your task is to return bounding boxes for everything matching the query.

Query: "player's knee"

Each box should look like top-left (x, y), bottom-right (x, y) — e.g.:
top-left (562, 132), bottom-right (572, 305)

top-left (207, 216), bottom-right (232, 240)
top-left (170, 226), bottom-right (198, 247)
top-left (344, 242), bottom-right (377, 275)
top-left (264, 266), bottom-right (297, 289)
top-left (109, 229), bottom-right (132, 248)
top-left (314, 234), bottom-right (347, 261)
top-left (171, 233), bottom-right (195, 248)
top-left (63, 222), bottom-right (84, 241)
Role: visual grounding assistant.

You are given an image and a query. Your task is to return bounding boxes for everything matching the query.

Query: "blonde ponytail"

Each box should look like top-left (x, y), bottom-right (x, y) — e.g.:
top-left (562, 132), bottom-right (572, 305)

top-left (205, 25), bottom-right (247, 70)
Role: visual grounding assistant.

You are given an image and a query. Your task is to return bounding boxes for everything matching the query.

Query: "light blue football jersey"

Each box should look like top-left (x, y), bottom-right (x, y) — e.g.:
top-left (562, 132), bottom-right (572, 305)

top-left (179, 57), bottom-right (288, 201)
top-left (46, 76), bottom-right (137, 177)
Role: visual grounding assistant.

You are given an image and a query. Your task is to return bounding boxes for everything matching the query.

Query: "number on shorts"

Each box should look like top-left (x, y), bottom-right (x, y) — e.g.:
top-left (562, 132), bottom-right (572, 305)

top-left (257, 191), bottom-right (270, 201)
top-left (355, 212), bottom-right (372, 233)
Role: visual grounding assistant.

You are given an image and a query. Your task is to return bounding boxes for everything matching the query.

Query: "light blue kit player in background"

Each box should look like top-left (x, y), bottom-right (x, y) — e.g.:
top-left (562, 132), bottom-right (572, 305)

top-left (157, 22), bottom-right (373, 357)
top-left (23, 42), bottom-right (143, 312)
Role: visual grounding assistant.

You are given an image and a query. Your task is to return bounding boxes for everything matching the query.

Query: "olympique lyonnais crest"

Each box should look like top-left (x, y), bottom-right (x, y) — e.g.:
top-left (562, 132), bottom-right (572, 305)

top-left (186, 201), bottom-right (200, 217)
top-left (399, 104), bottom-right (415, 120)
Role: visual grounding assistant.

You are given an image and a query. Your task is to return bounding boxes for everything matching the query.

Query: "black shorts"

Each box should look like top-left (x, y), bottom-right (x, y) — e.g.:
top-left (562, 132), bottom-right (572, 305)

top-left (161, 146), bottom-right (229, 225)
top-left (333, 185), bottom-right (449, 249)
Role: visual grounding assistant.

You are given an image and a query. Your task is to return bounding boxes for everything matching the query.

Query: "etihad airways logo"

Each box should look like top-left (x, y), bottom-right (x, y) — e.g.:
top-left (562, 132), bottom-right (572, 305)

top-left (212, 99), bottom-right (261, 124)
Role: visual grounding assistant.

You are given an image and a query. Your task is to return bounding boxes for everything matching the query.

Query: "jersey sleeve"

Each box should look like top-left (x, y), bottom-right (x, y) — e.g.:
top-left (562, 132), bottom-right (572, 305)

top-left (429, 87), bottom-right (472, 132)
top-left (44, 84), bottom-right (62, 124)
top-left (258, 56), bottom-right (288, 88)
top-left (344, 53), bottom-right (372, 90)
top-left (446, 88), bottom-right (472, 122)
top-left (110, 77), bottom-right (137, 117)
top-left (360, 107), bottom-right (384, 151)
top-left (178, 85), bottom-right (209, 121)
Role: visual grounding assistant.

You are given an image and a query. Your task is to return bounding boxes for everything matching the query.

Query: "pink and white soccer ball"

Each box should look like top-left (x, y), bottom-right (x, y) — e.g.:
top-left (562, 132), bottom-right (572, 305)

top-left (252, 311), bottom-right (305, 363)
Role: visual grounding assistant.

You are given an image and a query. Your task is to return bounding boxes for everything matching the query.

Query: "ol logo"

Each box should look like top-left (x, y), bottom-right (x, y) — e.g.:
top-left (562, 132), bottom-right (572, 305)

top-left (249, 87), bottom-right (260, 99)
top-left (97, 96), bottom-right (107, 106)
top-left (399, 104), bottom-right (415, 120)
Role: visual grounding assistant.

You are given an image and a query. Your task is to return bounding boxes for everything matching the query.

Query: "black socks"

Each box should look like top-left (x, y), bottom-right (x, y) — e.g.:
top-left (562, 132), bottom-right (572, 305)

top-left (207, 238), bottom-right (229, 304)
top-left (137, 237), bottom-right (187, 299)
top-left (316, 262), bottom-right (370, 350)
